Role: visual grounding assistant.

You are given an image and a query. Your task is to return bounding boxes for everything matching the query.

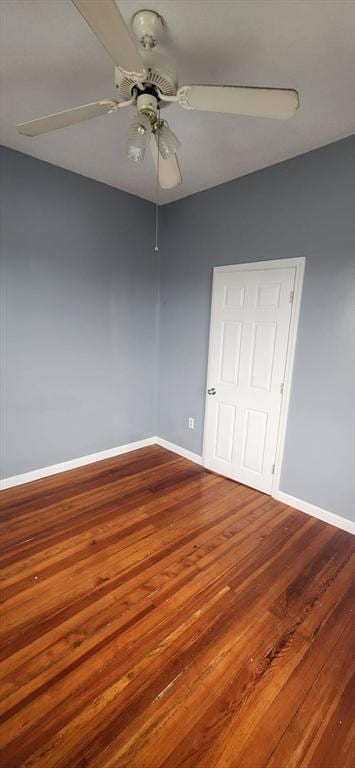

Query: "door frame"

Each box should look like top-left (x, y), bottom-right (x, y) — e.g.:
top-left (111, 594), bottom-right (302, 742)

top-left (202, 256), bottom-right (306, 498)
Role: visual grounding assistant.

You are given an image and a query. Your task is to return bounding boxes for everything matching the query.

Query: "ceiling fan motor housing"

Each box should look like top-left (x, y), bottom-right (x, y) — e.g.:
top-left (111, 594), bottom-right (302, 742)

top-left (115, 50), bottom-right (177, 108)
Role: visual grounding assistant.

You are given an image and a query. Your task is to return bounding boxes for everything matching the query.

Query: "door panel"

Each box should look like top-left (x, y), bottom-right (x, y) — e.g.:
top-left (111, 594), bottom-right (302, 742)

top-left (224, 284), bottom-right (246, 309)
top-left (249, 321), bottom-right (277, 391)
top-left (220, 321), bottom-right (242, 384)
top-left (204, 266), bottom-right (295, 494)
top-left (256, 282), bottom-right (281, 308)
top-left (214, 402), bottom-right (236, 462)
top-left (242, 409), bottom-right (268, 473)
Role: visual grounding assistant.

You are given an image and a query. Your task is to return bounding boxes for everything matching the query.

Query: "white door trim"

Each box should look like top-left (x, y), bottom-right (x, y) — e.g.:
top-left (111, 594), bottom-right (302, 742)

top-left (202, 257), bottom-right (306, 498)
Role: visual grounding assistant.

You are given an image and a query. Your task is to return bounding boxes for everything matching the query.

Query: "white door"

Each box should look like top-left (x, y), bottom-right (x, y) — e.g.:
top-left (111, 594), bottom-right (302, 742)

top-left (203, 264), bottom-right (296, 494)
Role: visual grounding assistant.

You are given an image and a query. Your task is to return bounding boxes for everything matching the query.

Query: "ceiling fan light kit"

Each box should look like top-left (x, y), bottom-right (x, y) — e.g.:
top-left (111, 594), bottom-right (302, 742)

top-left (15, 0), bottom-right (300, 192)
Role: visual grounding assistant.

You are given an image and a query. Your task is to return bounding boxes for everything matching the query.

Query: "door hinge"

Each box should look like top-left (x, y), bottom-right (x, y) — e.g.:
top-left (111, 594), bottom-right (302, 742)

top-left (289, 290), bottom-right (294, 303)
top-left (280, 382), bottom-right (284, 395)
top-left (272, 463), bottom-right (275, 474)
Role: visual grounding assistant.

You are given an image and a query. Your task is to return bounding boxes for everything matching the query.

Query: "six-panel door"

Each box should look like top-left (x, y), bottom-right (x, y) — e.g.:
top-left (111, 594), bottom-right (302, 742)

top-left (203, 266), bottom-right (296, 494)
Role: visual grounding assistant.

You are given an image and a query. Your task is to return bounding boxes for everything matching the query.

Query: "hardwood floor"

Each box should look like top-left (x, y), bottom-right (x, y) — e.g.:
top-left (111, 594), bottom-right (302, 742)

top-left (0, 445), bottom-right (354, 768)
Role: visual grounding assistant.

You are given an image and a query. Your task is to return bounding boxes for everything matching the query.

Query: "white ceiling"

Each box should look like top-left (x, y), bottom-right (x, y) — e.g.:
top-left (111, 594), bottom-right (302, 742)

top-left (1, 0), bottom-right (354, 204)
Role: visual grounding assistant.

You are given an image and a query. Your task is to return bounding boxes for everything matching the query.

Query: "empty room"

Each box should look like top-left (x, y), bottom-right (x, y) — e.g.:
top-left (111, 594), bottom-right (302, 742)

top-left (0, 1), bottom-right (354, 766)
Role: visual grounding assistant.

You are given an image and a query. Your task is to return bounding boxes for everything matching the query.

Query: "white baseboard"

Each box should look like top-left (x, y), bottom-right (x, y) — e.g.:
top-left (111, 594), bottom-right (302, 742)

top-left (155, 440), bottom-right (354, 537)
top-left (0, 437), bottom-right (157, 490)
top-left (157, 441), bottom-right (354, 537)
top-left (273, 490), bottom-right (355, 535)
top-left (155, 437), bottom-right (203, 466)
top-left (2, 438), bottom-right (353, 538)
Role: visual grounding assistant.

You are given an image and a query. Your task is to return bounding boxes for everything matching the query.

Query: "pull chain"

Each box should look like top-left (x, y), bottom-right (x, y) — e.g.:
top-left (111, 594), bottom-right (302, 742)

top-left (154, 108), bottom-right (160, 252)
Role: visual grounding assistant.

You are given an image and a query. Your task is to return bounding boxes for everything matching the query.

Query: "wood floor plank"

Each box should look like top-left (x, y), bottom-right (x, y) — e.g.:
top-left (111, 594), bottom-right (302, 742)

top-left (0, 501), bottom-right (280, 737)
top-left (0, 481), bottom-right (253, 649)
top-left (0, 490), bottom-right (274, 702)
top-left (264, 585), bottom-right (355, 768)
top-left (303, 671), bottom-right (355, 768)
top-left (100, 523), bottom-right (340, 768)
top-left (0, 445), bottom-right (354, 768)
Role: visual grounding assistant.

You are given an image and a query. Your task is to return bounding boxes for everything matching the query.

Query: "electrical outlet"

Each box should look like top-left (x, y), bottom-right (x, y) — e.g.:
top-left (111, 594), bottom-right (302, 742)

top-left (188, 417), bottom-right (195, 429)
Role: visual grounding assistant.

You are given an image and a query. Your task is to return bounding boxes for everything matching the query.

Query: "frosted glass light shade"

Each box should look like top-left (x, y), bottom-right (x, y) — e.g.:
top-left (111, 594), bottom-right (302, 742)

top-left (155, 122), bottom-right (180, 160)
top-left (126, 113), bottom-right (152, 163)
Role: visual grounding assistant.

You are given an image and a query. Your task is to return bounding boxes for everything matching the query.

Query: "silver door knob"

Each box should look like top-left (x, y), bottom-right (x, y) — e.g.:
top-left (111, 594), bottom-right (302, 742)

top-left (208, 387), bottom-right (216, 395)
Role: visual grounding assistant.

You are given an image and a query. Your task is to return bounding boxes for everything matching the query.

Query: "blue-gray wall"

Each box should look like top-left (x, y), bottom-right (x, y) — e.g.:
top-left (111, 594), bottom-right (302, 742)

top-left (1, 139), bottom-right (354, 523)
top-left (0, 147), bottom-right (158, 477)
top-left (158, 136), bottom-right (355, 522)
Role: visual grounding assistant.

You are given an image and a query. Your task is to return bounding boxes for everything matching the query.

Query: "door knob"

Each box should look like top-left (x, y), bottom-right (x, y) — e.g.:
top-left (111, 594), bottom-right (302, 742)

top-left (208, 387), bottom-right (216, 395)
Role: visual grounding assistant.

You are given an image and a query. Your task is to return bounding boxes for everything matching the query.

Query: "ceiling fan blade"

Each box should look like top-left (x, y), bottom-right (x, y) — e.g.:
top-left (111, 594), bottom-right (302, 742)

top-left (177, 85), bottom-right (299, 119)
top-left (16, 99), bottom-right (119, 136)
top-left (150, 138), bottom-right (182, 189)
top-left (72, 0), bottom-right (145, 77)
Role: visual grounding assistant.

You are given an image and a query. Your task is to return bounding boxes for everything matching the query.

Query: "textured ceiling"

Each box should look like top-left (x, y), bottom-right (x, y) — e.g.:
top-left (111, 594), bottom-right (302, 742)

top-left (1, 0), bottom-right (354, 203)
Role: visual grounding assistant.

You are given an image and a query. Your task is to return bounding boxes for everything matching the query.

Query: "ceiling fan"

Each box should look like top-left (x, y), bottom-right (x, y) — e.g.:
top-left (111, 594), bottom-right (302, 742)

top-left (16, 0), bottom-right (300, 190)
